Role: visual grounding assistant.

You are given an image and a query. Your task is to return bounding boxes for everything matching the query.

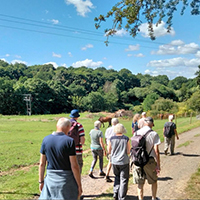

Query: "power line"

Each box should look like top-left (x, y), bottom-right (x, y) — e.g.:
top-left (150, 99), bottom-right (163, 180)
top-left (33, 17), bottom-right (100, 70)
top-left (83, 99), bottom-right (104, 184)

top-left (0, 23), bottom-right (168, 49)
top-left (0, 13), bottom-right (174, 47)
top-left (0, 13), bottom-right (200, 51)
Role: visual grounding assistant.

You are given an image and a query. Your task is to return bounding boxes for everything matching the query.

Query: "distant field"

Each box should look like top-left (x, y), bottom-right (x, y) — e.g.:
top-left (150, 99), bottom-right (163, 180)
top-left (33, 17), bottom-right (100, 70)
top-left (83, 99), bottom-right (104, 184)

top-left (0, 113), bottom-right (200, 199)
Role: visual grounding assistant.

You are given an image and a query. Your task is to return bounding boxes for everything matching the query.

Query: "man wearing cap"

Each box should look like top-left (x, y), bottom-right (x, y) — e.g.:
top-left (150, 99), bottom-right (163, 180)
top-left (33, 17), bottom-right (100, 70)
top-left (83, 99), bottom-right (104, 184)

top-left (132, 117), bottom-right (161, 200)
top-left (69, 109), bottom-right (85, 174)
top-left (138, 112), bottom-right (147, 129)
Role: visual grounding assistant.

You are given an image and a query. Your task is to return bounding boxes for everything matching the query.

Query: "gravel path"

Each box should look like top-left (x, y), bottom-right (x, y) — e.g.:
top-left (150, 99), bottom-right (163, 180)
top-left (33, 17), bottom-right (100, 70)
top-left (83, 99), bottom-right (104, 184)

top-left (81, 126), bottom-right (200, 199)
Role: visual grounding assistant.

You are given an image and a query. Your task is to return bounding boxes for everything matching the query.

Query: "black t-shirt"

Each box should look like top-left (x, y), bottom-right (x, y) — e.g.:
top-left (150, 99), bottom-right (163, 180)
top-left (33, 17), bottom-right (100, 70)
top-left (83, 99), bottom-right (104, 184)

top-left (40, 132), bottom-right (76, 170)
top-left (164, 122), bottom-right (176, 135)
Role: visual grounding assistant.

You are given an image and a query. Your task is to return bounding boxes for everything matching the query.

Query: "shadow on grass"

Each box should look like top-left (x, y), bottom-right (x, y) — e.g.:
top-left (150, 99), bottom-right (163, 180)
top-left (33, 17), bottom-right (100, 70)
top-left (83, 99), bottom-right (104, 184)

top-left (0, 192), bottom-right (40, 197)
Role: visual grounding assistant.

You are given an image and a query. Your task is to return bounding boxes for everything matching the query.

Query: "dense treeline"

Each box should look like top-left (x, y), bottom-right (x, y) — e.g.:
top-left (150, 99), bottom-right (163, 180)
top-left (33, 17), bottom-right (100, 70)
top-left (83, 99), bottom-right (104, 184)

top-left (0, 59), bottom-right (199, 115)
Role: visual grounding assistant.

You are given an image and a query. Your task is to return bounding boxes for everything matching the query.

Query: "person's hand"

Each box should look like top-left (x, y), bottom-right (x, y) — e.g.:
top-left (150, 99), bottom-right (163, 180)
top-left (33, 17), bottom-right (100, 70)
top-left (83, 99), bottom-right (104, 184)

top-left (177, 136), bottom-right (179, 140)
top-left (104, 150), bottom-right (107, 156)
top-left (39, 182), bottom-right (44, 192)
top-left (78, 186), bottom-right (83, 199)
top-left (155, 165), bottom-right (161, 175)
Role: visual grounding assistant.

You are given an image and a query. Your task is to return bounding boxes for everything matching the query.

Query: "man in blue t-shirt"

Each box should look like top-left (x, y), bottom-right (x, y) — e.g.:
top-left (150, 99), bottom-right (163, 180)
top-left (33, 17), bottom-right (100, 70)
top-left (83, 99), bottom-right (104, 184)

top-left (39, 117), bottom-right (82, 200)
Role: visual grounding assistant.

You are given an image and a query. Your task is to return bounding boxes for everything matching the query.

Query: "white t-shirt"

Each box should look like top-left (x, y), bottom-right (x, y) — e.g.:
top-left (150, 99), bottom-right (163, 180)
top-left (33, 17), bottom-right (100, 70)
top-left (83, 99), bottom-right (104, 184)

top-left (138, 118), bottom-right (145, 129)
top-left (105, 126), bottom-right (115, 145)
top-left (134, 126), bottom-right (161, 158)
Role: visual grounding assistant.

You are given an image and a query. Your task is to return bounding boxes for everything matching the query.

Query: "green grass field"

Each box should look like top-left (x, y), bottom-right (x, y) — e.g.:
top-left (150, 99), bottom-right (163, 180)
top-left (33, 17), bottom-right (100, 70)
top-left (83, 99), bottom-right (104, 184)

top-left (0, 113), bottom-right (200, 199)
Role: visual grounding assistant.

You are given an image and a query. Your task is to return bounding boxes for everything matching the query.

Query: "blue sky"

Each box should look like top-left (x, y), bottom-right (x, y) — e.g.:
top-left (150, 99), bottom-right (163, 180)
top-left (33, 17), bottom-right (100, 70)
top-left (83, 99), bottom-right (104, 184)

top-left (0, 0), bottom-right (200, 80)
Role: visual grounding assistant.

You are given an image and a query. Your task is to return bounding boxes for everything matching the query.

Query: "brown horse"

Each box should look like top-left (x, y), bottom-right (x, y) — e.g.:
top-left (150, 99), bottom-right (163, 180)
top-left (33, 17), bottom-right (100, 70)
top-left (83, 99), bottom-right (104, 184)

top-left (98, 116), bottom-right (112, 128)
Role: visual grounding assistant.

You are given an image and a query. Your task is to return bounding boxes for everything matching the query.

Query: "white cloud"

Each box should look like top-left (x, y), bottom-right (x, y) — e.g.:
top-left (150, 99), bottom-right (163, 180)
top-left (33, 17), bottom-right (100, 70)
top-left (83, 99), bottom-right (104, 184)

top-left (51, 19), bottom-right (59, 24)
top-left (45, 62), bottom-right (58, 68)
top-left (68, 52), bottom-right (73, 57)
top-left (5, 54), bottom-right (10, 57)
top-left (52, 52), bottom-right (62, 58)
top-left (65, 0), bottom-right (94, 17)
top-left (144, 66), bottom-right (198, 79)
top-left (81, 44), bottom-right (94, 51)
top-left (147, 57), bottom-right (200, 68)
top-left (105, 28), bottom-right (128, 37)
top-left (134, 53), bottom-right (145, 57)
top-left (11, 60), bottom-right (27, 65)
top-left (195, 51), bottom-right (200, 58)
top-left (72, 59), bottom-right (103, 68)
top-left (139, 21), bottom-right (175, 38)
top-left (0, 58), bottom-right (7, 62)
top-left (170, 40), bottom-right (184, 46)
top-left (125, 44), bottom-right (140, 51)
top-left (152, 41), bottom-right (200, 55)
top-left (15, 55), bottom-right (21, 58)
top-left (107, 65), bottom-right (113, 69)
top-left (45, 10), bottom-right (49, 14)
top-left (61, 63), bottom-right (68, 68)
top-left (127, 54), bottom-right (132, 57)
top-left (114, 29), bottom-right (128, 37)
top-left (103, 57), bottom-right (107, 60)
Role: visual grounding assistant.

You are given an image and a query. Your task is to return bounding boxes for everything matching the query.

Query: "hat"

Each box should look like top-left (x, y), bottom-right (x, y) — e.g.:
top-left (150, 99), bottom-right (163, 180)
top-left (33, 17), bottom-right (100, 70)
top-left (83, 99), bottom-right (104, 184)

top-left (142, 112), bottom-right (146, 116)
top-left (144, 117), bottom-right (154, 126)
top-left (69, 109), bottom-right (80, 118)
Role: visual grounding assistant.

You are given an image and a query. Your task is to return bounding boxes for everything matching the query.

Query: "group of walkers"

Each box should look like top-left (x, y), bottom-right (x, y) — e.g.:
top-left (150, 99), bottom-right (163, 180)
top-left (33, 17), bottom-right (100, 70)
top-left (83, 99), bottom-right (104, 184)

top-left (38, 109), bottom-right (179, 200)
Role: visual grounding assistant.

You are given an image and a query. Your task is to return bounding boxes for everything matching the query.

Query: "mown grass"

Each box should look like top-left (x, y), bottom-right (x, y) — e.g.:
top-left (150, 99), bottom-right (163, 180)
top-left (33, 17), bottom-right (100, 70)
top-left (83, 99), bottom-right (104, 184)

top-left (185, 166), bottom-right (200, 199)
top-left (177, 141), bottom-right (194, 148)
top-left (0, 113), bottom-right (200, 199)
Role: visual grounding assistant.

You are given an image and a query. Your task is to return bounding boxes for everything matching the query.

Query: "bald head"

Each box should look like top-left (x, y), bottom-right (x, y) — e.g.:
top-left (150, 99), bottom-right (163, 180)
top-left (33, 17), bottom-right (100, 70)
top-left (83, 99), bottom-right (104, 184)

top-left (112, 118), bottom-right (119, 126)
top-left (56, 117), bottom-right (71, 134)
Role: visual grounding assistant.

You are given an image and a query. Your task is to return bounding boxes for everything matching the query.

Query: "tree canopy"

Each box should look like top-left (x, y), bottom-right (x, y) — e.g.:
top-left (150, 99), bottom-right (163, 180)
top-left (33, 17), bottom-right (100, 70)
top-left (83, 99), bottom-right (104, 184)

top-left (95, 0), bottom-right (200, 44)
top-left (0, 60), bottom-right (199, 115)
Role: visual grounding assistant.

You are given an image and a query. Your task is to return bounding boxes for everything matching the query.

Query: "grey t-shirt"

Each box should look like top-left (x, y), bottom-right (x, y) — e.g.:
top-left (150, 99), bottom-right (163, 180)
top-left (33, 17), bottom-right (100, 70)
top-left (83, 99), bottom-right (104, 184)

top-left (110, 135), bottom-right (129, 165)
top-left (89, 129), bottom-right (103, 150)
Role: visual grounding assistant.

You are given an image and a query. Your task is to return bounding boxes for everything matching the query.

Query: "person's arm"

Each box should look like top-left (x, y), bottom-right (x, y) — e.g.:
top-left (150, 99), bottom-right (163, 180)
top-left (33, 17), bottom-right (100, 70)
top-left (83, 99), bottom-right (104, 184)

top-left (107, 140), bottom-right (112, 154)
top-left (69, 155), bottom-right (82, 198)
top-left (154, 145), bottom-right (161, 175)
top-left (80, 136), bottom-right (85, 145)
top-left (39, 154), bottom-right (47, 192)
top-left (127, 140), bottom-right (131, 155)
top-left (174, 129), bottom-right (179, 140)
top-left (99, 137), bottom-right (106, 156)
top-left (163, 127), bottom-right (165, 137)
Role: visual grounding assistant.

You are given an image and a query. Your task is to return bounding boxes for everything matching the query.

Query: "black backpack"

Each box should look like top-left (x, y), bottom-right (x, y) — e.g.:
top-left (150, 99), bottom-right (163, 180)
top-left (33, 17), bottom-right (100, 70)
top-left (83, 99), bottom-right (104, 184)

top-left (130, 129), bottom-right (153, 167)
top-left (68, 122), bottom-right (80, 145)
top-left (164, 122), bottom-right (174, 138)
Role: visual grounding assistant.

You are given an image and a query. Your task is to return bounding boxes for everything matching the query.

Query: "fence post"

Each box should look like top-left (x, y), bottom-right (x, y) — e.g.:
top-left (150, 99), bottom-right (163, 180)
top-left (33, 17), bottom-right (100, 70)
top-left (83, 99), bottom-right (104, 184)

top-left (190, 112), bottom-right (192, 124)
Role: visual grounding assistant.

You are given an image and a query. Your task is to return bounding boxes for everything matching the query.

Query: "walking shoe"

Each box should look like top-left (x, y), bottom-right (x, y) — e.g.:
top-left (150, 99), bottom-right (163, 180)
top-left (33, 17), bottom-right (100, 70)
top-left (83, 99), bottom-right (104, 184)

top-left (152, 197), bottom-right (161, 200)
top-left (99, 171), bottom-right (106, 176)
top-left (164, 150), bottom-right (168, 155)
top-left (113, 193), bottom-right (118, 200)
top-left (88, 173), bottom-right (95, 179)
top-left (105, 176), bottom-right (113, 182)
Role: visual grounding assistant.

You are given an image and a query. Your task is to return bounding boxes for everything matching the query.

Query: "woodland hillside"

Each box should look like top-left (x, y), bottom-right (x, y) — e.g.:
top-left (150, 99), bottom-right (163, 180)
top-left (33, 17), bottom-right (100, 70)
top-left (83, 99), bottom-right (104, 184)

top-left (0, 59), bottom-right (200, 115)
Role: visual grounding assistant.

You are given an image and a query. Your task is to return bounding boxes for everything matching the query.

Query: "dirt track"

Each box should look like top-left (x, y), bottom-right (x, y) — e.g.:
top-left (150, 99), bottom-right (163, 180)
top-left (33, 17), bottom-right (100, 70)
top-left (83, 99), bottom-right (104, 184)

top-left (81, 126), bottom-right (200, 199)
